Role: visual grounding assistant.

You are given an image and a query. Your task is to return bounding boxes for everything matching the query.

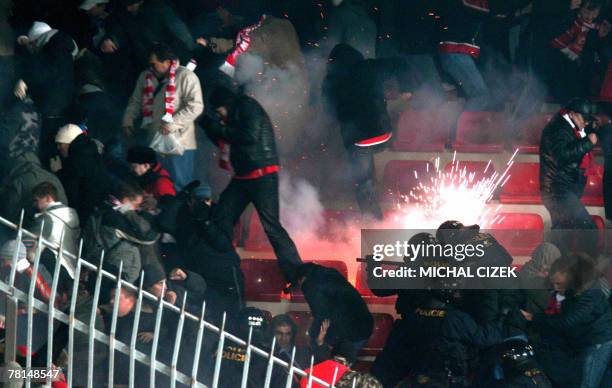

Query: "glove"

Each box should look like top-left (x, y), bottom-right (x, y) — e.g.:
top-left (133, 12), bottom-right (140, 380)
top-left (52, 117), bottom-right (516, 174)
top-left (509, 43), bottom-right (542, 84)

top-left (560, 47), bottom-right (579, 61)
top-left (14, 79), bottom-right (27, 100)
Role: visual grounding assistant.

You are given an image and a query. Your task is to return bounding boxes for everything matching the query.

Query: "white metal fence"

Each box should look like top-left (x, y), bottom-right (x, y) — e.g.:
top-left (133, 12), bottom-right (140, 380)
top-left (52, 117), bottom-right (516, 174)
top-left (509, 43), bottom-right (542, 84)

top-left (0, 212), bottom-right (352, 388)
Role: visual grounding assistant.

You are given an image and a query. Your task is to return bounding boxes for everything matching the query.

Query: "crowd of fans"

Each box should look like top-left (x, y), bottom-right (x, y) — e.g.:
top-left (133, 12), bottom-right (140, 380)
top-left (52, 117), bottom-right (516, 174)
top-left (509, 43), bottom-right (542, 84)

top-left (0, 0), bottom-right (612, 387)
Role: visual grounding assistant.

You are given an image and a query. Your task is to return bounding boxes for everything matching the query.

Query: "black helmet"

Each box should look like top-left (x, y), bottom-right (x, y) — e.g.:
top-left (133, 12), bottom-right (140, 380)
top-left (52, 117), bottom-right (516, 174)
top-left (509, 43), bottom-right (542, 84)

top-left (499, 338), bottom-right (536, 375)
top-left (565, 98), bottom-right (596, 122)
top-left (436, 221), bottom-right (479, 245)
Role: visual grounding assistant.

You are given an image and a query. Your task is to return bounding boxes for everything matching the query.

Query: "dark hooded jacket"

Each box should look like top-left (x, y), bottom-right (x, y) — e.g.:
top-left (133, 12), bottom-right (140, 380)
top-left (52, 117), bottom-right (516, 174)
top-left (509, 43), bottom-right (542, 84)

top-left (539, 113), bottom-right (594, 196)
top-left (56, 133), bottom-right (113, 225)
top-left (206, 95), bottom-right (280, 176)
top-left (322, 43), bottom-right (411, 149)
top-left (15, 31), bottom-right (76, 116)
top-left (533, 284), bottom-right (612, 349)
top-left (301, 264), bottom-right (373, 345)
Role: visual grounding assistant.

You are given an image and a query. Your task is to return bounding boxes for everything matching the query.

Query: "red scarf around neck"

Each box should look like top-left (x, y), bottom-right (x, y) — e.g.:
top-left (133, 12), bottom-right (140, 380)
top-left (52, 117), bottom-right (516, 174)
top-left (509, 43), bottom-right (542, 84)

top-left (142, 59), bottom-right (179, 126)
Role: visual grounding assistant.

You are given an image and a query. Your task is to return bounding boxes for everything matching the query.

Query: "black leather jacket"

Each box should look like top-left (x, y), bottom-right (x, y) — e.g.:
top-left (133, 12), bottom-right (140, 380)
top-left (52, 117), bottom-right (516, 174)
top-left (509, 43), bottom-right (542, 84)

top-left (539, 114), bottom-right (594, 196)
top-left (206, 96), bottom-right (280, 176)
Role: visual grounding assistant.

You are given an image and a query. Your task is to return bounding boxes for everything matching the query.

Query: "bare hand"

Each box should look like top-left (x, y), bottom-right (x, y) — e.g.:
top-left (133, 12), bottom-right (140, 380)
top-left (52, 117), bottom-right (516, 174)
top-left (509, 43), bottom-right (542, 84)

top-left (169, 268), bottom-right (187, 281)
top-left (520, 309), bottom-right (533, 321)
top-left (16, 35), bottom-right (29, 46)
top-left (165, 290), bottom-right (177, 305)
top-left (49, 156), bottom-right (63, 173)
top-left (316, 319), bottom-right (330, 346)
top-left (14, 79), bottom-right (27, 100)
top-left (160, 123), bottom-right (171, 135)
top-left (196, 37), bottom-right (208, 47)
top-left (588, 132), bottom-right (598, 145)
top-left (101, 38), bottom-right (118, 53)
top-left (138, 331), bottom-right (154, 343)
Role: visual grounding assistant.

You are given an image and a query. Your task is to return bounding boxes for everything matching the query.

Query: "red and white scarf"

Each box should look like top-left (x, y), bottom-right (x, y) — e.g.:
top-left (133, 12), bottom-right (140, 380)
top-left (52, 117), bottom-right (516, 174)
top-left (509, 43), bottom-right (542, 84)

top-left (561, 110), bottom-right (594, 176)
top-left (142, 59), bottom-right (179, 126)
top-left (220, 15), bottom-right (266, 77)
top-left (552, 17), bottom-right (598, 58)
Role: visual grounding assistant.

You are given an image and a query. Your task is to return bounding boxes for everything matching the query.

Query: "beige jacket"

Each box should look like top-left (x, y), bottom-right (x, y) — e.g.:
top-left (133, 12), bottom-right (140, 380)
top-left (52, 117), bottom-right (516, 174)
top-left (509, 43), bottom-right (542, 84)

top-left (123, 66), bottom-right (204, 150)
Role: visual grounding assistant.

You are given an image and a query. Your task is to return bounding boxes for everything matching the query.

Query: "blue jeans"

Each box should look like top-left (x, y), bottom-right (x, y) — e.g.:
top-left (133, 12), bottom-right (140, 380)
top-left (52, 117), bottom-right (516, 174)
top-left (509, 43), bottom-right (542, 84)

top-left (159, 150), bottom-right (196, 193)
top-left (580, 339), bottom-right (612, 388)
top-left (439, 53), bottom-right (490, 111)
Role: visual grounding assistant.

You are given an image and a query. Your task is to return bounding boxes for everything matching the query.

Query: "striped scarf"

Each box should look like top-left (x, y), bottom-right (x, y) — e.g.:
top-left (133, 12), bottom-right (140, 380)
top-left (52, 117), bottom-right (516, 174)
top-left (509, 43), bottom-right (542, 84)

top-left (220, 15), bottom-right (266, 77)
top-left (142, 59), bottom-right (179, 126)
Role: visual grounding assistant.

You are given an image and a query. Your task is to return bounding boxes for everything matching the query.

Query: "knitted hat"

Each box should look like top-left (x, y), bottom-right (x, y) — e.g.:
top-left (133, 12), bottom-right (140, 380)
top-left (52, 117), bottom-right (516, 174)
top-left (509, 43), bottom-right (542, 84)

top-left (0, 240), bottom-right (27, 261)
top-left (28, 21), bottom-right (52, 42)
top-left (127, 146), bottom-right (157, 165)
top-left (143, 264), bottom-right (166, 289)
top-left (55, 124), bottom-right (83, 144)
top-left (80, 0), bottom-right (109, 10)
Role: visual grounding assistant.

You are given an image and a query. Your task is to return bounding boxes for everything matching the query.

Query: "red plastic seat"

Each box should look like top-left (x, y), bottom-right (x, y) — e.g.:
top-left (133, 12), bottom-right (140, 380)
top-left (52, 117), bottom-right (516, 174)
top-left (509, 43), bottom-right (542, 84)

top-left (392, 110), bottom-right (451, 152)
top-left (290, 260), bottom-right (349, 303)
top-left (453, 111), bottom-right (505, 153)
top-left (287, 311), bottom-right (313, 347)
top-left (382, 160), bottom-right (435, 203)
top-left (360, 313), bottom-right (394, 356)
top-left (355, 264), bottom-right (397, 305)
top-left (582, 164), bottom-right (604, 206)
top-left (241, 259), bottom-right (285, 302)
top-left (443, 161), bottom-right (496, 189)
top-left (489, 213), bottom-right (544, 256)
top-left (499, 163), bottom-right (541, 204)
top-left (513, 114), bottom-right (553, 154)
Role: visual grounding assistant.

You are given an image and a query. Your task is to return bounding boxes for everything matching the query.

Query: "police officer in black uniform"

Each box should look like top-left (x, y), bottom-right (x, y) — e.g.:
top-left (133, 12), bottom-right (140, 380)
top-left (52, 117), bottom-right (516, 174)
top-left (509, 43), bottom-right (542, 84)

top-left (369, 233), bottom-right (441, 387)
top-left (436, 220), bottom-right (519, 325)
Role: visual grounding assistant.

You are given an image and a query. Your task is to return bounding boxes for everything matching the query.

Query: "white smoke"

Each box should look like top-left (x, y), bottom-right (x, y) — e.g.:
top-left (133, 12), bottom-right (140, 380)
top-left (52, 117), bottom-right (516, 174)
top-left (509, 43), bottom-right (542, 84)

top-left (278, 171), bottom-right (324, 235)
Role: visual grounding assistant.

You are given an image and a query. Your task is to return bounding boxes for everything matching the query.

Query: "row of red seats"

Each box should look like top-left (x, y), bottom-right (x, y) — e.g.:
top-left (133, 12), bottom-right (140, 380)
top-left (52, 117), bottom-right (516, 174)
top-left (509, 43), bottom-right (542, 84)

top-left (393, 110), bottom-right (603, 154)
top-left (383, 160), bottom-right (604, 206)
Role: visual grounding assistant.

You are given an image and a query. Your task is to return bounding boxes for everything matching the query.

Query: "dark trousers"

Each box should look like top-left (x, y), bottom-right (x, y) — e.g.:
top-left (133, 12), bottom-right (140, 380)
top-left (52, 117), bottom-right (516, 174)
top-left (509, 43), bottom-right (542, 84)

top-left (542, 191), bottom-right (597, 256)
top-left (213, 173), bottom-right (303, 281)
top-left (371, 319), bottom-right (415, 388)
top-left (347, 145), bottom-right (383, 220)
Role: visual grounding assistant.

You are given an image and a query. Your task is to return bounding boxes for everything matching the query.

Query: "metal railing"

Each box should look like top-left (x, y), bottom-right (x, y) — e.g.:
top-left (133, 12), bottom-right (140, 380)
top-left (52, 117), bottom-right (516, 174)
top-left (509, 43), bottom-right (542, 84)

top-left (0, 212), bottom-right (353, 388)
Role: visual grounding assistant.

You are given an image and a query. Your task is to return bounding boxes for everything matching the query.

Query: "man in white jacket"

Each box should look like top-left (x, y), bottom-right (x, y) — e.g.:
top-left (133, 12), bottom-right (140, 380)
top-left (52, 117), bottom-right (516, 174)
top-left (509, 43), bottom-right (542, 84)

top-left (122, 43), bottom-right (204, 192)
top-left (30, 181), bottom-right (80, 279)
